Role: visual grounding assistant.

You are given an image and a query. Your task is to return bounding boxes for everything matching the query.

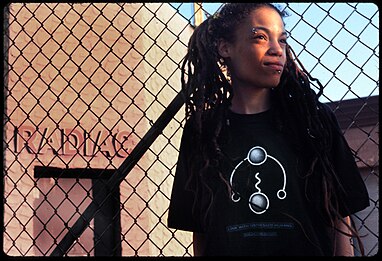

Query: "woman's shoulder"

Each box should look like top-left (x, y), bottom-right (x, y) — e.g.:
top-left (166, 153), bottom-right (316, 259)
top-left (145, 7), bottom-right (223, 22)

top-left (317, 102), bottom-right (340, 129)
top-left (318, 102), bottom-right (335, 116)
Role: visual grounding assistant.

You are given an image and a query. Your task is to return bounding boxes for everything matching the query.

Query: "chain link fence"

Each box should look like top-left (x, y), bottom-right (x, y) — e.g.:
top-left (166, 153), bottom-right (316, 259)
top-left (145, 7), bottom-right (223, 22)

top-left (2, 2), bottom-right (379, 257)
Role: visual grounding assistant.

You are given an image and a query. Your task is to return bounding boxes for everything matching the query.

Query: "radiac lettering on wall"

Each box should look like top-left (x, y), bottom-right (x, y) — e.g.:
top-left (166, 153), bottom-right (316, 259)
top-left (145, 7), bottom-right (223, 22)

top-left (14, 125), bottom-right (132, 158)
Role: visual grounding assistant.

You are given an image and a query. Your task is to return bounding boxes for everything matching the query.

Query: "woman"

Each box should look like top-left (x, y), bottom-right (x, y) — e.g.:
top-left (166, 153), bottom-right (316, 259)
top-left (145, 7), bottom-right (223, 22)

top-left (168, 3), bottom-right (369, 256)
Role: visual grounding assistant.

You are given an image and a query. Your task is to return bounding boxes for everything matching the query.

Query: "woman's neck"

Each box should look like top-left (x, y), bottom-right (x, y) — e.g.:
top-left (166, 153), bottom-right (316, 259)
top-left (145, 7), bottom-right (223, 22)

top-left (230, 87), bottom-right (271, 114)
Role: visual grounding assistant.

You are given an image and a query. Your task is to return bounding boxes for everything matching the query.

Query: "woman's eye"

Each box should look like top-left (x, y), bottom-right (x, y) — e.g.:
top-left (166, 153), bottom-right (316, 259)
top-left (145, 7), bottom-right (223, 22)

top-left (280, 38), bottom-right (288, 44)
top-left (254, 35), bottom-right (266, 40)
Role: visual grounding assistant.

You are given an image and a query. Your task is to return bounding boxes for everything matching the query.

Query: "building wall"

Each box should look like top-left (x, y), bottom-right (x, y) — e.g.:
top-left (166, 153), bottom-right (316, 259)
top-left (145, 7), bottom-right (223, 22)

top-left (344, 124), bottom-right (379, 256)
top-left (4, 3), bottom-right (193, 256)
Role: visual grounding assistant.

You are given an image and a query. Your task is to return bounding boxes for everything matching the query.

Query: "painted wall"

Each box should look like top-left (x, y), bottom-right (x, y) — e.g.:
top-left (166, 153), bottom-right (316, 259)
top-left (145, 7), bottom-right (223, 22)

top-left (4, 3), bottom-right (193, 256)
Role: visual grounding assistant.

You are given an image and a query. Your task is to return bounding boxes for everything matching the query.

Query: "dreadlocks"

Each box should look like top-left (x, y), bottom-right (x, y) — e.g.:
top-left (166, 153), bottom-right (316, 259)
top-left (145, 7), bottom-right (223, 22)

top-left (180, 3), bottom-right (365, 255)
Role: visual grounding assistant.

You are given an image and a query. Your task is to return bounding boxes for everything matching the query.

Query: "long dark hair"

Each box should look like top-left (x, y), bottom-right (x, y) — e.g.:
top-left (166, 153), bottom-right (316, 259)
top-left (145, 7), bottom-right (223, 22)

top-left (181, 3), bottom-right (364, 256)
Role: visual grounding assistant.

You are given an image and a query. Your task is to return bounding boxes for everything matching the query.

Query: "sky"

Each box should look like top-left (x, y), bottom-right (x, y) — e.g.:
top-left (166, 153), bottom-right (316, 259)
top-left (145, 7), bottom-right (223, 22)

top-left (170, 2), bottom-right (379, 103)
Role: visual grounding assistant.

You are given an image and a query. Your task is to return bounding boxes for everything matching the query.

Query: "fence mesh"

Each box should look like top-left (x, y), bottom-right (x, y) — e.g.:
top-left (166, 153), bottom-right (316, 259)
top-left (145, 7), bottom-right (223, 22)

top-left (2, 2), bottom-right (379, 257)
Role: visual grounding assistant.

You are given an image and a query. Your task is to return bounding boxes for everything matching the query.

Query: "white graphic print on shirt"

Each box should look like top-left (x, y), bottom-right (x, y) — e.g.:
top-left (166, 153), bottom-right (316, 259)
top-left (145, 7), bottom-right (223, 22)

top-left (229, 146), bottom-right (287, 214)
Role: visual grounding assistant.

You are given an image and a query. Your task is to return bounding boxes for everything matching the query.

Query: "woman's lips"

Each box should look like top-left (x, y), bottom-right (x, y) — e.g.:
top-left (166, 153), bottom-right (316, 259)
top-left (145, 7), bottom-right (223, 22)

top-left (264, 63), bottom-right (284, 71)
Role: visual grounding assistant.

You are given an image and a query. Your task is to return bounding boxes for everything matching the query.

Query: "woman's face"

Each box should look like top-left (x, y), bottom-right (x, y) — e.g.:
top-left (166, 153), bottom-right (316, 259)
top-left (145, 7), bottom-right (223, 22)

top-left (218, 6), bottom-right (287, 90)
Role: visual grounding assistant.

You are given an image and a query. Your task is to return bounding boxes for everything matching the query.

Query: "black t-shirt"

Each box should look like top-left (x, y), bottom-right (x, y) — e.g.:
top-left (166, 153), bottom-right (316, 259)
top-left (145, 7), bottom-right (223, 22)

top-left (167, 108), bottom-right (370, 256)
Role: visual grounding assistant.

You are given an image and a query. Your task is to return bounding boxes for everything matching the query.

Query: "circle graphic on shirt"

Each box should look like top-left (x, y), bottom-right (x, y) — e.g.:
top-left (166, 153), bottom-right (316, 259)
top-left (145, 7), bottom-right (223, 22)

top-left (249, 191), bottom-right (269, 214)
top-left (229, 146), bottom-right (287, 214)
top-left (248, 147), bottom-right (267, 165)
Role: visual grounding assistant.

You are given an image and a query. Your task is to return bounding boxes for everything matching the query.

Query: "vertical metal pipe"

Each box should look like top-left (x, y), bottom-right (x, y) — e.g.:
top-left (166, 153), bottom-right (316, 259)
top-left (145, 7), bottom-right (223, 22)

top-left (193, 3), bottom-right (203, 26)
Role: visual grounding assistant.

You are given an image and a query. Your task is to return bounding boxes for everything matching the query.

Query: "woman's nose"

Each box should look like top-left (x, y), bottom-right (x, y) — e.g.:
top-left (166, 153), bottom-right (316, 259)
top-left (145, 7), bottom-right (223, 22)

top-left (267, 41), bottom-right (283, 56)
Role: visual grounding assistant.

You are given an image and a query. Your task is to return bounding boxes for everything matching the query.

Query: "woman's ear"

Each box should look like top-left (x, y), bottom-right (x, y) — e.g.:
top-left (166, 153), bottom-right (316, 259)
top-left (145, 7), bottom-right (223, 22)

top-left (217, 38), bottom-right (231, 58)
